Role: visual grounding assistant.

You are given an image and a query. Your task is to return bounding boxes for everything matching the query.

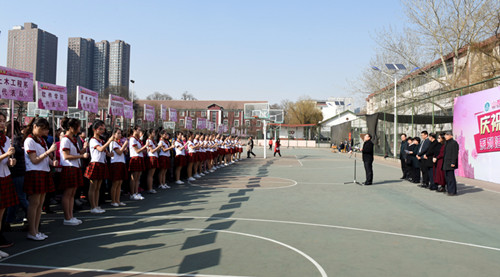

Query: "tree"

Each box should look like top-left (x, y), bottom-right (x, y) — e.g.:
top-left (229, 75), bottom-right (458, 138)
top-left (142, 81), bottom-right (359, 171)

top-left (146, 91), bottom-right (173, 100)
top-left (103, 85), bottom-right (130, 100)
top-left (283, 97), bottom-right (323, 125)
top-left (181, 91), bottom-right (197, 100)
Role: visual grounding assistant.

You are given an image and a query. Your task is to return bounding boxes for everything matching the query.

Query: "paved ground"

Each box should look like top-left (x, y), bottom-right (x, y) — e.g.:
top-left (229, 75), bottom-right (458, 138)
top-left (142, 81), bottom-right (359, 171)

top-left (1, 148), bottom-right (500, 277)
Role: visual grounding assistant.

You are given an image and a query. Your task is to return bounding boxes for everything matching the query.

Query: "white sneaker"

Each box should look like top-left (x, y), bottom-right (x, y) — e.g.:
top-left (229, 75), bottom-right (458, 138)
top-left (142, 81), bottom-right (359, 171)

top-left (159, 184), bottom-right (166, 189)
top-left (165, 184), bottom-right (171, 188)
top-left (199, 173), bottom-right (205, 176)
top-left (90, 208), bottom-right (101, 214)
top-left (148, 189), bottom-right (157, 194)
top-left (119, 202), bottom-right (127, 206)
top-left (64, 219), bottom-right (79, 226)
top-left (111, 202), bottom-right (119, 207)
top-left (27, 233), bottom-right (45, 241)
top-left (97, 207), bottom-right (106, 213)
top-left (0, 250), bottom-right (9, 258)
top-left (72, 217), bottom-right (83, 224)
top-left (209, 169), bottom-right (215, 173)
top-left (175, 180), bottom-right (184, 185)
top-left (137, 194), bottom-right (145, 200)
top-left (188, 177), bottom-right (196, 181)
top-left (204, 171), bottom-right (209, 174)
top-left (130, 194), bottom-right (137, 200)
top-left (194, 174), bottom-right (201, 178)
top-left (39, 233), bottom-right (48, 239)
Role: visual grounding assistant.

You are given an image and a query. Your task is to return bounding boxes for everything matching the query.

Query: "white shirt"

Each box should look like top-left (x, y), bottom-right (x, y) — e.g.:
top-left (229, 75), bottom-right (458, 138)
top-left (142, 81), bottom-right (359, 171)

top-left (159, 140), bottom-right (171, 157)
top-left (89, 137), bottom-right (106, 163)
top-left (193, 139), bottom-right (199, 152)
top-left (0, 136), bottom-right (11, 177)
top-left (24, 136), bottom-right (50, 172)
top-left (129, 137), bottom-right (144, 158)
top-left (60, 136), bottom-right (81, 168)
top-left (110, 140), bottom-right (126, 164)
top-left (174, 140), bottom-right (185, 156)
top-left (187, 141), bottom-right (197, 154)
top-left (147, 139), bottom-right (159, 158)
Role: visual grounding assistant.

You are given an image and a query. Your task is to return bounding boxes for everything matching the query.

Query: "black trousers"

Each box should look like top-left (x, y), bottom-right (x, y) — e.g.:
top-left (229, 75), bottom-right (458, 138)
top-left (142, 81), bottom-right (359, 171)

top-left (411, 167), bottom-right (420, 182)
top-left (247, 149), bottom-right (256, 158)
top-left (420, 160), bottom-right (429, 185)
top-left (400, 158), bottom-right (408, 178)
top-left (363, 160), bottom-right (373, 184)
top-left (445, 170), bottom-right (457, 194)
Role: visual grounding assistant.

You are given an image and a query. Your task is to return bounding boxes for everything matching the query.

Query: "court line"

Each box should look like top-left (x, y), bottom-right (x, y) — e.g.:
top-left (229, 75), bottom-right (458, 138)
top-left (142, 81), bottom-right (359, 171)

top-left (43, 215), bottom-right (500, 253)
top-left (190, 177), bottom-right (298, 190)
top-left (294, 155), bottom-right (304, 167)
top-left (0, 228), bottom-right (327, 277)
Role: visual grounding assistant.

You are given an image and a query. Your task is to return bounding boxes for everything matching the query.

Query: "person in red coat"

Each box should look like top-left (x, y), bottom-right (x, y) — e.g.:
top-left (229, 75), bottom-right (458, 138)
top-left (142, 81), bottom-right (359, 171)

top-left (274, 139), bottom-right (281, 157)
top-left (433, 133), bottom-right (446, 192)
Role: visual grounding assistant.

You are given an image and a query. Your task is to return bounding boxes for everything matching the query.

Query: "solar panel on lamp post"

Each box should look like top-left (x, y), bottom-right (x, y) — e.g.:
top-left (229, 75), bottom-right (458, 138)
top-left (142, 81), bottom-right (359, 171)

top-left (372, 64), bottom-right (406, 159)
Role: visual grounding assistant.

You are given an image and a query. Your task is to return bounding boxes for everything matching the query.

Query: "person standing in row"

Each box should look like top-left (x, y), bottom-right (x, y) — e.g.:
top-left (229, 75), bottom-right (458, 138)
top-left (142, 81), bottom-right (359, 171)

top-left (24, 117), bottom-right (58, 241)
top-left (145, 129), bottom-right (161, 194)
top-left (0, 113), bottom-right (18, 255)
top-left (361, 134), bottom-right (374, 185)
top-left (109, 128), bottom-right (128, 206)
top-left (433, 133), bottom-right (446, 192)
top-left (443, 131), bottom-right (459, 196)
top-left (60, 118), bottom-right (88, 225)
top-left (423, 133), bottom-right (439, 190)
top-left (174, 133), bottom-right (186, 184)
top-left (416, 131), bottom-right (430, 188)
top-left (129, 127), bottom-right (147, 200)
top-left (84, 120), bottom-right (114, 214)
top-left (399, 134), bottom-right (408, 179)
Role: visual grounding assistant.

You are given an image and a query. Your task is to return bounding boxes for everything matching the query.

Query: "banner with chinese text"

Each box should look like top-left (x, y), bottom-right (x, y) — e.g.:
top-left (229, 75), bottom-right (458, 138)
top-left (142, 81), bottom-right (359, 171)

top-left (0, 66), bottom-right (33, 102)
top-left (453, 86), bottom-right (500, 183)
top-left (160, 104), bottom-right (167, 121)
top-left (144, 104), bottom-right (155, 122)
top-left (169, 108), bottom-right (177, 122)
top-left (36, 81), bottom-right (67, 111)
top-left (123, 100), bottom-right (133, 119)
top-left (197, 118), bottom-right (207, 129)
top-left (108, 94), bottom-right (124, 117)
top-left (185, 117), bottom-right (193, 130)
top-left (77, 86), bottom-right (98, 114)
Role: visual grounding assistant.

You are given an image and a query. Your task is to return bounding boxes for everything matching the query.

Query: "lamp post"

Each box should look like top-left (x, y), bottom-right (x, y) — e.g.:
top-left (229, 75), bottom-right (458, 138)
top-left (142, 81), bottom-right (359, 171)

top-left (372, 64), bottom-right (406, 159)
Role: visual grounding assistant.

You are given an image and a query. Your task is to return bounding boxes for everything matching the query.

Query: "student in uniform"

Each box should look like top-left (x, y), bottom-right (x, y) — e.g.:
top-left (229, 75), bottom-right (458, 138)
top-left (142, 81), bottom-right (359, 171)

top-left (158, 130), bottom-right (174, 189)
top-left (109, 128), bottom-right (129, 206)
top-left (24, 117), bottom-right (58, 241)
top-left (0, 112), bottom-right (18, 255)
top-left (174, 133), bottom-right (187, 184)
top-left (186, 133), bottom-right (198, 181)
top-left (60, 117), bottom-right (89, 225)
top-left (84, 120), bottom-right (115, 214)
top-left (274, 138), bottom-right (282, 157)
top-left (145, 129), bottom-right (161, 194)
top-left (128, 126), bottom-right (148, 200)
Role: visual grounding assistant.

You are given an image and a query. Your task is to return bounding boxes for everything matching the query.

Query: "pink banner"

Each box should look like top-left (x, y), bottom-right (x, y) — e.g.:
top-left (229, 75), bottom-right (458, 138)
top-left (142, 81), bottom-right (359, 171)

top-left (185, 117), bottom-right (193, 130)
top-left (144, 104), bottom-right (155, 122)
top-left (36, 81), bottom-right (67, 112)
top-left (0, 66), bottom-right (34, 102)
top-left (123, 100), bottom-right (133, 119)
top-left (108, 94), bottom-right (124, 117)
top-left (77, 86), bottom-right (98, 114)
top-left (169, 108), bottom-right (177, 122)
top-left (453, 86), bottom-right (500, 183)
top-left (161, 104), bottom-right (167, 121)
top-left (197, 118), bottom-right (207, 129)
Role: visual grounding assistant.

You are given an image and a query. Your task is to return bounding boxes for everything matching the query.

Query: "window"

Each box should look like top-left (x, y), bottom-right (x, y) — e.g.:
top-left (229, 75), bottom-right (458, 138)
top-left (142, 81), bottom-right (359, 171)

top-left (223, 119), bottom-right (228, 126)
top-left (211, 112), bottom-right (217, 123)
top-left (190, 111), bottom-right (196, 117)
top-left (201, 111), bottom-right (207, 117)
top-left (180, 111), bottom-right (185, 116)
top-left (234, 120), bottom-right (240, 127)
top-left (256, 120), bottom-right (261, 127)
top-left (179, 119), bottom-right (185, 127)
top-left (223, 111), bottom-right (228, 118)
top-left (235, 111), bottom-right (240, 117)
top-left (245, 120), bottom-right (250, 127)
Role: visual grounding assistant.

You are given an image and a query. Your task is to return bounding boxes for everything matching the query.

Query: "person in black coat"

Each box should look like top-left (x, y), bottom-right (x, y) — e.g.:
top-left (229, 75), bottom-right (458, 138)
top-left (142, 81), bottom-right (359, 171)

top-left (443, 131), bottom-right (459, 195)
top-left (399, 134), bottom-right (409, 179)
top-left (361, 134), bottom-right (374, 185)
top-left (406, 137), bottom-right (420, 183)
top-left (423, 133), bottom-right (440, 190)
top-left (416, 131), bottom-right (430, 187)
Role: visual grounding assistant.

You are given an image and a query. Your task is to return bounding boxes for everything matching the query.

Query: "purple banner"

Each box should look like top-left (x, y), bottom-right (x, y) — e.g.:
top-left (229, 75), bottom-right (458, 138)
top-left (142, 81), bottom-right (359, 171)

top-left (144, 104), bottom-right (155, 122)
top-left (0, 66), bottom-right (34, 102)
top-left (36, 81), bottom-right (67, 112)
top-left (197, 118), bottom-right (207, 129)
top-left (77, 86), bottom-right (99, 114)
top-left (161, 104), bottom-right (167, 121)
top-left (123, 100), bottom-right (134, 119)
top-left (108, 94), bottom-right (124, 117)
top-left (169, 108), bottom-right (177, 122)
top-left (185, 117), bottom-right (193, 130)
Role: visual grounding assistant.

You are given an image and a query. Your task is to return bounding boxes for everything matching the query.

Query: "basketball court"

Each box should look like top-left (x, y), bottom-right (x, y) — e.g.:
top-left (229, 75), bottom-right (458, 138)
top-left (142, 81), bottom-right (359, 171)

top-left (1, 148), bottom-right (500, 276)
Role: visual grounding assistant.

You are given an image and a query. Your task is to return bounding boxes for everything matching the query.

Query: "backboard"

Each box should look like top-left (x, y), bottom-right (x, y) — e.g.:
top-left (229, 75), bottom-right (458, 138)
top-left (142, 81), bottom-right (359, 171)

top-left (27, 102), bottom-right (50, 117)
top-left (269, 109), bottom-right (284, 124)
top-left (163, 121), bottom-right (176, 130)
top-left (244, 103), bottom-right (270, 120)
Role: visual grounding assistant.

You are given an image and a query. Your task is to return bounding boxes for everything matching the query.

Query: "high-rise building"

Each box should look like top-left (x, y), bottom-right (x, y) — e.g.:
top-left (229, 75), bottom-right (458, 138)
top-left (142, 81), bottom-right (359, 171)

top-left (7, 22), bottom-right (58, 84)
top-left (93, 40), bottom-right (110, 94)
top-left (109, 40), bottom-right (131, 91)
top-left (67, 37), bottom-right (95, 106)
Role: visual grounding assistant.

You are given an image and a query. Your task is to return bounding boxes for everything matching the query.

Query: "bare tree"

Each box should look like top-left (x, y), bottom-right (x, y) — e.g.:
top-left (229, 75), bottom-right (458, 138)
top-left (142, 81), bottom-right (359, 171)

top-left (181, 91), bottom-right (197, 100)
top-left (146, 91), bottom-right (173, 100)
top-left (284, 97), bottom-right (323, 125)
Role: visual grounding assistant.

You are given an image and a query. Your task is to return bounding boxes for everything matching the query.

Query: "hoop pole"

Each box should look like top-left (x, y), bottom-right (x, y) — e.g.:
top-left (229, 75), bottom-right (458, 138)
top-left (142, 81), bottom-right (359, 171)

top-left (263, 119), bottom-right (267, 159)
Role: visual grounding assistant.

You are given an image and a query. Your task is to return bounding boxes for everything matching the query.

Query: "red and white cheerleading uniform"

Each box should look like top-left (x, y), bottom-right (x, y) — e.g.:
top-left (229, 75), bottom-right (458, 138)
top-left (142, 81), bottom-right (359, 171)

top-left (174, 139), bottom-right (187, 167)
top-left (59, 135), bottom-right (84, 189)
top-left (109, 139), bottom-right (128, 181)
top-left (146, 139), bottom-right (159, 169)
top-left (24, 135), bottom-right (55, 195)
top-left (84, 137), bottom-right (109, 180)
top-left (187, 140), bottom-right (197, 163)
top-left (128, 136), bottom-right (145, 172)
top-left (158, 139), bottom-right (171, 169)
top-left (0, 134), bottom-right (18, 209)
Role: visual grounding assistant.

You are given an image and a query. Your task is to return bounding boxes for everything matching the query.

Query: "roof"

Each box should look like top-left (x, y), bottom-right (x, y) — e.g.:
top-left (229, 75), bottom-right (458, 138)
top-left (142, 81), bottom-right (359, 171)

top-left (136, 100), bottom-right (267, 110)
top-left (318, 110), bottom-right (358, 124)
top-left (268, 123), bottom-right (316, 127)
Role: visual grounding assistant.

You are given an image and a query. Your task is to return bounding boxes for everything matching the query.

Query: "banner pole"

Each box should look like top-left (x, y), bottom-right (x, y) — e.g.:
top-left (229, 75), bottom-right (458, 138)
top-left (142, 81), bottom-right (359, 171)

top-left (10, 100), bottom-right (14, 142)
top-left (52, 112), bottom-right (55, 140)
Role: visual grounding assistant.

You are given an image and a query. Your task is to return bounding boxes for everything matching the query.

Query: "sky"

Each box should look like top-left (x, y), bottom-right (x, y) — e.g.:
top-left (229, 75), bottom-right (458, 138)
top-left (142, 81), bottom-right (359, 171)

top-left (0, 0), bottom-right (403, 106)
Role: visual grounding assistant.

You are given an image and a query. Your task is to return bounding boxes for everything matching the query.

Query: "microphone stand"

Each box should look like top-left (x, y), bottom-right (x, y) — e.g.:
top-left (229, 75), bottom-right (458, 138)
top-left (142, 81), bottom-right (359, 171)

top-left (344, 150), bottom-right (362, 185)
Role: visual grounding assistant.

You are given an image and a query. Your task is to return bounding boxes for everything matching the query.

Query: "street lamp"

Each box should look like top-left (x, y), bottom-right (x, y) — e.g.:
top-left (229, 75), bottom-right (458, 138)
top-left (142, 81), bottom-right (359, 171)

top-left (372, 64), bottom-right (406, 159)
top-left (130, 80), bottom-right (135, 125)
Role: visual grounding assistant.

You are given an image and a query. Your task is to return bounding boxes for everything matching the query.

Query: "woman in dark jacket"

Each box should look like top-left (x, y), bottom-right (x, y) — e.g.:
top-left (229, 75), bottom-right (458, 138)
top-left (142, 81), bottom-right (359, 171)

top-left (433, 133), bottom-right (446, 192)
top-left (423, 133), bottom-right (439, 190)
top-left (407, 137), bottom-right (420, 183)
